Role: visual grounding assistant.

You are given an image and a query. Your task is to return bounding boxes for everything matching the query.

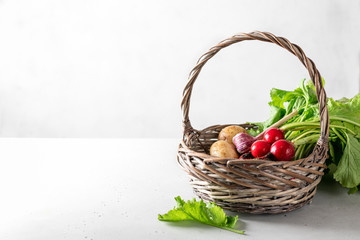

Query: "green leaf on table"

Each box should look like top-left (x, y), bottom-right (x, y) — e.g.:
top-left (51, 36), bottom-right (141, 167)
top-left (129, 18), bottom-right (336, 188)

top-left (158, 196), bottom-right (244, 234)
top-left (333, 133), bottom-right (360, 191)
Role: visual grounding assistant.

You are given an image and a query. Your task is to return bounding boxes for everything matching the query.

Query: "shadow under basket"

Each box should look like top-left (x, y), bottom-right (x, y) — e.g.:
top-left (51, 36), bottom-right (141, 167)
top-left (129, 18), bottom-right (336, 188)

top-left (177, 31), bottom-right (329, 214)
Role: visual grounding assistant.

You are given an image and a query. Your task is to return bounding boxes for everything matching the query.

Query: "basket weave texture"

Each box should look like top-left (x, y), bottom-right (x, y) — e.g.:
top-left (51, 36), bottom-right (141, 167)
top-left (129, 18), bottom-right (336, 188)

top-left (178, 31), bottom-right (330, 214)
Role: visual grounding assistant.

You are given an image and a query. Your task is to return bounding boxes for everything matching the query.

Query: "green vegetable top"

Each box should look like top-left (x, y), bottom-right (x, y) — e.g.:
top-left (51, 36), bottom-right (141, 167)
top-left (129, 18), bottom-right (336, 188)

top-left (249, 79), bottom-right (360, 194)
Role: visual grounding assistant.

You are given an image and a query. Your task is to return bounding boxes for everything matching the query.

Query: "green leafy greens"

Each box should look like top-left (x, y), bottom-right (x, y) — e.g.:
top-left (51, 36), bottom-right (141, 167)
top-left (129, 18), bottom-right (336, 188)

top-left (333, 133), bottom-right (360, 188)
top-left (250, 79), bottom-right (360, 193)
top-left (158, 196), bottom-right (244, 234)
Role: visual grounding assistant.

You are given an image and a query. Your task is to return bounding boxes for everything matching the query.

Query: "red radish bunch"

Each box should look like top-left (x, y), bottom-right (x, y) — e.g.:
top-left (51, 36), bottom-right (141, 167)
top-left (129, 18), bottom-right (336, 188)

top-left (232, 110), bottom-right (298, 160)
top-left (250, 128), bottom-right (295, 161)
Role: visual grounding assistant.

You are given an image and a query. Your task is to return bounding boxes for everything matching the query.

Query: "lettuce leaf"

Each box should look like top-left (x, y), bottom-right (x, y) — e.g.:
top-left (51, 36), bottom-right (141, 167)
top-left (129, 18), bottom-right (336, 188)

top-left (327, 93), bottom-right (360, 138)
top-left (257, 79), bottom-right (319, 130)
top-left (328, 93), bottom-right (360, 122)
top-left (158, 196), bottom-right (244, 234)
top-left (333, 133), bottom-right (360, 189)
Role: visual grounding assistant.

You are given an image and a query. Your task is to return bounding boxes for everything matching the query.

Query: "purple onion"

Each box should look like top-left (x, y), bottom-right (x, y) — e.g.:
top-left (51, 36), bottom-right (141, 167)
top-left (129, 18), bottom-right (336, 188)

top-left (232, 133), bottom-right (257, 154)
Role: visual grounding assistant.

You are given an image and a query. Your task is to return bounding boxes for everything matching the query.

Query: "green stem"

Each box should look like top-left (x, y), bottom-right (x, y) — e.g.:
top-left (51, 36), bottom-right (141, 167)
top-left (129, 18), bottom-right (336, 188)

top-left (313, 116), bottom-right (360, 128)
top-left (331, 125), bottom-right (356, 135)
top-left (303, 143), bottom-right (315, 157)
top-left (281, 122), bottom-right (356, 135)
top-left (220, 226), bottom-right (245, 234)
top-left (256, 110), bottom-right (299, 139)
top-left (285, 130), bottom-right (301, 140)
top-left (292, 134), bottom-right (320, 146)
top-left (298, 144), bottom-right (306, 159)
top-left (281, 122), bottom-right (321, 130)
top-left (331, 127), bottom-right (347, 144)
top-left (205, 221), bottom-right (245, 234)
top-left (285, 127), bottom-right (319, 131)
top-left (292, 130), bottom-right (320, 143)
top-left (295, 144), bottom-right (304, 160)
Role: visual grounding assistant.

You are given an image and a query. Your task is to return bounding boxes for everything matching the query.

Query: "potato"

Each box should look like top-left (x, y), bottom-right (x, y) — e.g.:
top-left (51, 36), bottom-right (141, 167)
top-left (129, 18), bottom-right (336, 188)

top-left (218, 125), bottom-right (246, 144)
top-left (210, 140), bottom-right (239, 158)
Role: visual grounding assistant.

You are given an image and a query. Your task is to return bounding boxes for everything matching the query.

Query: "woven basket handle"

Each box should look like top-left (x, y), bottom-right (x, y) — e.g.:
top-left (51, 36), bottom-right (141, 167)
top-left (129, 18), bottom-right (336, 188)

top-left (182, 31), bottom-right (329, 147)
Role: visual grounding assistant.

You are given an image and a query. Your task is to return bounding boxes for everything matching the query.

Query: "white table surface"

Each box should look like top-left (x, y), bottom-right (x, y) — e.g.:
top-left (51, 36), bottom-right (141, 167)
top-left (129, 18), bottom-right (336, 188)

top-left (0, 138), bottom-right (359, 240)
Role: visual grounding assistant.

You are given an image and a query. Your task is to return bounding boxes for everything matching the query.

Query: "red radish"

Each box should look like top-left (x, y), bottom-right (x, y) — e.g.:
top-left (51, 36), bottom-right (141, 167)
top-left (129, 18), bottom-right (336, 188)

top-left (270, 140), bottom-right (295, 161)
top-left (251, 140), bottom-right (271, 158)
top-left (263, 128), bottom-right (285, 144)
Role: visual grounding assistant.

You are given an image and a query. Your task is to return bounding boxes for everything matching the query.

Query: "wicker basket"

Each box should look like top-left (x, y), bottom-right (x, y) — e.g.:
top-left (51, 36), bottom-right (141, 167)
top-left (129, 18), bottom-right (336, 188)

top-left (177, 31), bottom-right (329, 214)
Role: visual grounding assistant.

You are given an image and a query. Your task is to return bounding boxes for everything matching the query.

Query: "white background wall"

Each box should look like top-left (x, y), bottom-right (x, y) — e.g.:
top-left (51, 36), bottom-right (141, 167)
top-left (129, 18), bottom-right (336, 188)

top-left (0, 0), bottom-right (359, 138)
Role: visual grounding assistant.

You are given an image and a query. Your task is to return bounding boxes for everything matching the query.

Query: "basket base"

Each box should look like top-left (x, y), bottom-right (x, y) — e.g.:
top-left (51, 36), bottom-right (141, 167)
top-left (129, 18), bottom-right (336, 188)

top-left (192, 186), bottom-right (317, 214)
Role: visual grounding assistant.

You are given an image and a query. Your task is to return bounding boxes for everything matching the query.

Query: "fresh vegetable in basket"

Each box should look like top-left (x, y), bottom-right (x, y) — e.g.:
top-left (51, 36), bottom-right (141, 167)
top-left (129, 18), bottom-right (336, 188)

top-left (250, 140), bottom-right (271, 158)
top-left (210, 140), bottom-right (239, 158)
top-left (263, 128), bottom-right (285, 144)
top-left (218, 125), bottom-right (246, 144)
top-left (249, 79), bottom-right (360, 193)
top-left (270, 139), bottom-right (295, 161)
